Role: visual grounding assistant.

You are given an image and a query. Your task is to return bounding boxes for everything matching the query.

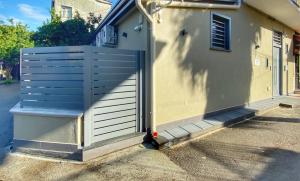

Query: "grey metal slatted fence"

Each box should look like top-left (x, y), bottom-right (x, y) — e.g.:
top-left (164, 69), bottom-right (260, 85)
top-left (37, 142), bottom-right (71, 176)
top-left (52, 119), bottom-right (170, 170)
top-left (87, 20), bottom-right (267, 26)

top-left (21, 46), bottom-right (86, 110)
top-left (20, 46), bottom-right (145, 146)
top-left (89, 47), bottom-right (141, 143)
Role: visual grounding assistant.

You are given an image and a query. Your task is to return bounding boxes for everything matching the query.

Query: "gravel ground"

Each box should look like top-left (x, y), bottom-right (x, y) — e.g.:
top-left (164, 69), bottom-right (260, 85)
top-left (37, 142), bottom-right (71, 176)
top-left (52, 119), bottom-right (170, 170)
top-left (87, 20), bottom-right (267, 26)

top-left (1, 106), bottom-right (300, 181)
top-left (0, 83), bottom-right (19, 148)
top-left (163, 107), bottom-right (300, 180)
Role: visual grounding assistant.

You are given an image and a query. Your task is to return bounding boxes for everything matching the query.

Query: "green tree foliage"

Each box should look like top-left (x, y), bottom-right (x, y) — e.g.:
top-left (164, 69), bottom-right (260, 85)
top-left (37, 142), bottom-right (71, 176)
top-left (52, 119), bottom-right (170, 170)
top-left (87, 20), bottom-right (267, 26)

top-left (87, 12), bottom-right (102, 32)
top-left (0, 19), bottom-right (34, 79)
top-left (33, 10), bottom-right (101, 47)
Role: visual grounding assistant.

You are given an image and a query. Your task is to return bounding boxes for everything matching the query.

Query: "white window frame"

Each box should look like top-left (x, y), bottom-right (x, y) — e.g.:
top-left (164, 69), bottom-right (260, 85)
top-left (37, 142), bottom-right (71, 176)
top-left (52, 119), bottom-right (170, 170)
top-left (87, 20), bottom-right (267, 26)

top-left (61, 6), bottom-right (72, 20)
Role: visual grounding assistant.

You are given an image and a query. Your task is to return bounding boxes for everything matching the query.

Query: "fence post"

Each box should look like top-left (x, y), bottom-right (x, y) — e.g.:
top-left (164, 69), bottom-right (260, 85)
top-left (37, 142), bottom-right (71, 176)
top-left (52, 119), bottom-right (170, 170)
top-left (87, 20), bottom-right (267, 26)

top-left (83, 46), bottom-right (93, 147)
top-left (137, 51), bottom-right (145, 132)
top-left (20, 48), bottom-right (23, 108)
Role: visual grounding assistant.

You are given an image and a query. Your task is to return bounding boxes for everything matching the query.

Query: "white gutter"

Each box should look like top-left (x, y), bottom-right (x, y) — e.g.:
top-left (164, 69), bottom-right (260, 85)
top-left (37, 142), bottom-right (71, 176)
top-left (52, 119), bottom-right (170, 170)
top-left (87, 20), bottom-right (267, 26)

top-left (158, 0), bottom-right (241, 9)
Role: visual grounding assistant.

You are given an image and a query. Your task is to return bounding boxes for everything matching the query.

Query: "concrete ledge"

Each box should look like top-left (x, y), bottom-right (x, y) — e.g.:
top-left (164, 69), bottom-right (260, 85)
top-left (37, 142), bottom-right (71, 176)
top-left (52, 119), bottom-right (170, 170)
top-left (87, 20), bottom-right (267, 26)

top-left (13, 147), bottom-right (83, 161)
top-left (13, 139), bottom-right (82, 161)
top-left (13, 139), bottom-right (79, 152)
top-left (83, 133), bottom-right (145, 161)
top-left (154, 108), bottom-right (255, 149)
top-left (10, 102), bottom-right (83, 118)
top-left (11, 103), bottom-right (83, 153)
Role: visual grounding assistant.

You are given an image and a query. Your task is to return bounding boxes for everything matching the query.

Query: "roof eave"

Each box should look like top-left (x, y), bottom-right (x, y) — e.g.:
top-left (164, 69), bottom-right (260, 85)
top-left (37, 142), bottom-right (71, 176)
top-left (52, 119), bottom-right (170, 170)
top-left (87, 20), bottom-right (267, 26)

top-left (95, 0), bottom-right (135, 34)
top-left (244, 0), bottom-right (300, 33)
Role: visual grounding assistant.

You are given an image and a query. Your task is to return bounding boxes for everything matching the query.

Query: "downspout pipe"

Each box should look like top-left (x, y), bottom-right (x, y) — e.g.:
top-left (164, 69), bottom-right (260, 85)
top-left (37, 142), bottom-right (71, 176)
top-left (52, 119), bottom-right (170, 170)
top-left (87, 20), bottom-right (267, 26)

top-left (136, 0), bottom-right (153, 23)
top-left (135, 0), bottom-right (157, 135)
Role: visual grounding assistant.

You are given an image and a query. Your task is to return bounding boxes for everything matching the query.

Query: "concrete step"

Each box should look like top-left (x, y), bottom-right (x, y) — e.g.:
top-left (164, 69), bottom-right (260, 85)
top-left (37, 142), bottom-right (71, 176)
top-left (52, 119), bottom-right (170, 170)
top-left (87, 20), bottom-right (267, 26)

top-left (153, 108), bottom-right (255, 149)
top-left (279, 103), bottom-right (294, 108)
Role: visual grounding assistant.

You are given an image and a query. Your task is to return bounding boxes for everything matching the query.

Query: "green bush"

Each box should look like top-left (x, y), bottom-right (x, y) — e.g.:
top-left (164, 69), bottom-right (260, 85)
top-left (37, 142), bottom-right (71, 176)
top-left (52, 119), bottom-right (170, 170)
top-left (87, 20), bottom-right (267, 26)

top-left (0, 19), bottom-right (34, 79)
top-left (3, 79), bottom-right (15, 84)
top-left (32, 10), bottom-right (101, 47)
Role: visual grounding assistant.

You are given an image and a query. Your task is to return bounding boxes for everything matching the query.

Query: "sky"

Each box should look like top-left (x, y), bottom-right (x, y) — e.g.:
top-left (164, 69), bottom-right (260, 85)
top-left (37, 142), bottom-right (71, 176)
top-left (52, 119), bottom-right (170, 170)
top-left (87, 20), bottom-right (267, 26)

top-left (0, 0), bottom-right (118, 31)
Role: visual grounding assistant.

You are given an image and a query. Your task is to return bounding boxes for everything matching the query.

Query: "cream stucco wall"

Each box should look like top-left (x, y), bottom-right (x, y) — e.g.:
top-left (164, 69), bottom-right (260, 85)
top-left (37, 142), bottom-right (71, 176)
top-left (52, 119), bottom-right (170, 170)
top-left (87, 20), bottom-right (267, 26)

top-left (283, 30), bottom-right (296, 93)
top-left (116, 9), bottom-right (148, 51)
top-left (152, 4), bottom-right (296, 126)
top-left (111, 4), bottom-right (297, 128)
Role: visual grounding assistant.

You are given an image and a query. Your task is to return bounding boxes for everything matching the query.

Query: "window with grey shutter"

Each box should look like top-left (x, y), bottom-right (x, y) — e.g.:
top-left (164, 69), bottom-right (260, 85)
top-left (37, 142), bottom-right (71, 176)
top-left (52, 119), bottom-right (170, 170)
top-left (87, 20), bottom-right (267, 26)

top-left (211, 13), bottom-right (231, 51)
top-left (273, 31), bottom-right (282, 48)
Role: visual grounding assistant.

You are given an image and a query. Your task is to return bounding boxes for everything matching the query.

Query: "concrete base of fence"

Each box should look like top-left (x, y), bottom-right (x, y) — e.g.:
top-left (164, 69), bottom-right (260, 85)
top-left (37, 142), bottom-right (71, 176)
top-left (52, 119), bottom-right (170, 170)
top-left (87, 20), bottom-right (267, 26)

top-left (13, 140), bottom-right (83, 161)
top-left (10, 102), bottom-right (84, 159)
top-left (9, 102), bottom-right (147, 161)
top-left (82, 133), bottom-right (146, 161)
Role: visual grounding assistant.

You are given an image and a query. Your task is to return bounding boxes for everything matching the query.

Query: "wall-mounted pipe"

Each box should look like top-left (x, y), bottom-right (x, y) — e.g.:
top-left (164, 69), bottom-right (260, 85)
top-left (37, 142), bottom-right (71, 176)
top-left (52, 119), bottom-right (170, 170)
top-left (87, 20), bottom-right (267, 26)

top-left (157, 0), bottom-right (241, 9)
top-left (135, 0), bottom-right (157, 133)
top-left (136, 0), bottom-right (153, 23)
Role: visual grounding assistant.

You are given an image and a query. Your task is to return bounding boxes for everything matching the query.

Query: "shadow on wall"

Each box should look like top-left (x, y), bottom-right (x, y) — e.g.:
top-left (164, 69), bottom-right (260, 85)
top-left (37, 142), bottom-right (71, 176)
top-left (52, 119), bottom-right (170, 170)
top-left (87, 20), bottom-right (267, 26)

top-left (153, 5), bottom-right (283, 123)
top-left (287, 34), bottom-right (296, 92)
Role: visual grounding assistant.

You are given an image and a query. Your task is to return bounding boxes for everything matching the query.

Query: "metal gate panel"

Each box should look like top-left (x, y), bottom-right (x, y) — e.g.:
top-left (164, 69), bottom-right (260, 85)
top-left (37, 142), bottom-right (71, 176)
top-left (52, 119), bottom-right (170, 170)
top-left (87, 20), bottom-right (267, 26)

top-left (20, 46), bottom-right (85, 110)
top-left (20, 46), bottom-right (144, 147)
top-left (88, 47), bottom-right (143, 144)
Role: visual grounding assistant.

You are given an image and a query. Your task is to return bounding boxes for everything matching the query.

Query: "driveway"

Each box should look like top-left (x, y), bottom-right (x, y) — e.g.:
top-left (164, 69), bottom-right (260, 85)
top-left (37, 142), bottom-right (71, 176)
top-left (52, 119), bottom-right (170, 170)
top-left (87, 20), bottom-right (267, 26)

top-left (1, 106), bottom-right (300, 180)
top-left (0, 83), bottom-right (19, 148)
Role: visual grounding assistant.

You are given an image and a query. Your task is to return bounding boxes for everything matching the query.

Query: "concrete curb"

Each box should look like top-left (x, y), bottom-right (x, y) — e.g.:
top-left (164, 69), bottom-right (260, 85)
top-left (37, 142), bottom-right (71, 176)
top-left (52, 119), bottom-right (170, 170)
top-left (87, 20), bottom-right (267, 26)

top-left (153, 110), bottom-right (255, 149)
